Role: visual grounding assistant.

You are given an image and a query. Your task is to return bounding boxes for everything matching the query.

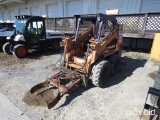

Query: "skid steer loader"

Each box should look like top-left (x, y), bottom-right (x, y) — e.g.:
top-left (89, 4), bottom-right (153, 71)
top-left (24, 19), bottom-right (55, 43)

top-left (30, 13), bottom-right (123, 109)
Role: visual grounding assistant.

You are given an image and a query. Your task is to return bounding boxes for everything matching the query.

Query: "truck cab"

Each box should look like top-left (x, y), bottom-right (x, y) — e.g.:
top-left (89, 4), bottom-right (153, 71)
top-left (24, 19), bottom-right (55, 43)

top-left (3, 15), bottom-right (64, 58)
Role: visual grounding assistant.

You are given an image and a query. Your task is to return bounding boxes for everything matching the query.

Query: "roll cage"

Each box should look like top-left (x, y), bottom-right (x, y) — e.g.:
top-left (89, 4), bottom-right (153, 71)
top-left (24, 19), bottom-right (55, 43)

top-left (74, 13), bottom-right (118, 43)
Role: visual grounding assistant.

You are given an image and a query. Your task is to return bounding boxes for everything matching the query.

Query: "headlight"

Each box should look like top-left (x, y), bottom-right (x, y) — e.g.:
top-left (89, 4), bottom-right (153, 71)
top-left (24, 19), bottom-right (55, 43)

top-left (6, 37), bottom-right (11, 40)
top-left (97, 16), bottom-right (101, 22)
top-left (78, 18), bottom-right (81, 21)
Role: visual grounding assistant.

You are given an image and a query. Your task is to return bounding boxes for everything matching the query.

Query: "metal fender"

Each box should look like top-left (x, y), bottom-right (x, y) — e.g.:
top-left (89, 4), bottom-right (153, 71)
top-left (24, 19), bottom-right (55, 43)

top-left (14, 34), bottom-right (25, 42)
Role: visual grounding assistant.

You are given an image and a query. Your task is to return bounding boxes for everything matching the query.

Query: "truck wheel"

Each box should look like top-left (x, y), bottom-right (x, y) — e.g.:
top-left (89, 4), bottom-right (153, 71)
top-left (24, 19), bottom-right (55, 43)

top-left (2, 42), bottom-right (12, 55)
top-left (150, 67), bottom-right (160, 107)
top-left (51, 42), bottom-right (60, 51)
top-left (91, 59), bottom-right (111, 87)
top-left (108, 53), bottom-right (120, 75)
top-left (12, 44), bottom-right (28, 58)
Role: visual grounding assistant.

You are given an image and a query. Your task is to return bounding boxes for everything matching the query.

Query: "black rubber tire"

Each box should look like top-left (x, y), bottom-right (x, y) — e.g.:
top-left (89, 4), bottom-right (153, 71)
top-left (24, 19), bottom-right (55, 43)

top-left (108, 53), bottom-right (120, 75)
top-left (12, 44), bottom-right (28, 58)
top-left (2, 42), bottom-right (12, 55)
top-left (150, 66), bottom-right (160, 107)
top-left (51, 41), bottom-right (60, 51)
top-left (91, 59), bottom-right (111, 87)
top-left (118, 50), bottom-right (122, 58)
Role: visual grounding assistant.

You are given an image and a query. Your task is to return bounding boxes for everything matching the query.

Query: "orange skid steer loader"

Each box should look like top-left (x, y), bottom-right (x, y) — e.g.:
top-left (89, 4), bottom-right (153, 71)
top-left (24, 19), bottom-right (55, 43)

top-left (30, 13), bottom-right (123, 109)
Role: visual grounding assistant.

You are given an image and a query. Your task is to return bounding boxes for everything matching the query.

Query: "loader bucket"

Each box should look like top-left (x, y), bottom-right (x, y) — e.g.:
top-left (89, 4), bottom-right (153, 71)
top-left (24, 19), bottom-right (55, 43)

top-left (48, 93), bottom-right (61, 109)
top-left (30, 81), bottom-right (61, 108)
top-left (30, 69), bottom-right (82, 109)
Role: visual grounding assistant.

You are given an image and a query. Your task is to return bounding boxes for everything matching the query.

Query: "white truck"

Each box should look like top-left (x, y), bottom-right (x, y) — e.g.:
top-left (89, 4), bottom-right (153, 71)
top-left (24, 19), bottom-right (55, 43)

top-left (0, 23), bottom-right (14, 46)
top-left (3, 15), bottom-right (65, 58)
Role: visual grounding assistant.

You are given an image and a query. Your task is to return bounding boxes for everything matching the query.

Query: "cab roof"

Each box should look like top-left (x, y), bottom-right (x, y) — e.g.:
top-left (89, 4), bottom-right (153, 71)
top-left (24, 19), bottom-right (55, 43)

top-left (74, 13), bottom-right (118, 27)
top-left (74, 13), bottom-right (117, 21)
top-left (15, 15), bottom-right (32, 19)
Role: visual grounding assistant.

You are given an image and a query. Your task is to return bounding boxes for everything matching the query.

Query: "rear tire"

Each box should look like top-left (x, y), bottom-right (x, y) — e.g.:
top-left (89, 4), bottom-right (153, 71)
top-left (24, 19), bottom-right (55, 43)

top-left (12, 44), bottom-right (28, 58)
top-left (91, 59), bottom-right (111, 87)
top-left (2, 42), bottom-right (12, 55)
top-left (51, 41), bottom-right (60, 51)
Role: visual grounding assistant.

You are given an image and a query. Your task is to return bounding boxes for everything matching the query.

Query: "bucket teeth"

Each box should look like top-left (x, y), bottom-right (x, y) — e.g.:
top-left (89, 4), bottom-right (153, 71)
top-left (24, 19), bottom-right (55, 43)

top-left (30, 82), bottom-right (49, 94)
top-left (48, 93), bottom-right (61, 109)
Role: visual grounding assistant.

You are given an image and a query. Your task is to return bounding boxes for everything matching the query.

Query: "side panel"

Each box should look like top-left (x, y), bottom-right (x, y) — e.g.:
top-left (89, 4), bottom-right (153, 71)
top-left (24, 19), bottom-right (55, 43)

top-left (47, 4), bottom-right (59, 17)
top-left (98, 0), bottom-right (124, 14)
top-left (140, 0), bottom-right (160, 13)
top-left (9, 10), bottom-right (16, 22)
top-left (30, 6), bottom-right (40, 16)
top-left (2, 12), bottom-right (8, 22)
top-left (19, 8), bottom-right (27, 15)
top-left (0, 13), bottom-right (3, 22)
top-left (46, 31), bottom-right (64, 39)
top-left (66, 0), bottom-right (84, 17)
top-left (122, 0), bottom-right (141, 14)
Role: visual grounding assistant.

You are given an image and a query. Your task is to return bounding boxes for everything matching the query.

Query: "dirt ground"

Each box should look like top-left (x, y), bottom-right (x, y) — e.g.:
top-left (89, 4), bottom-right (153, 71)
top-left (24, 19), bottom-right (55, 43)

top-left (0, 49), bottom-right (159, 120)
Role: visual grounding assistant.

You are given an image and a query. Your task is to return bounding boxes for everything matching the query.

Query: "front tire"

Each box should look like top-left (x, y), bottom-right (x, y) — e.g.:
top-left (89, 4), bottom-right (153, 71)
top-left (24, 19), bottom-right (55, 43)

top-left (91, 59), bottom-right (111, 87)
top-left (12, 44), bottom-right (28, 58)
top-left (2, 42), bottom-right (12, 55)
top-left (108, 53), bottom-right (121, 75)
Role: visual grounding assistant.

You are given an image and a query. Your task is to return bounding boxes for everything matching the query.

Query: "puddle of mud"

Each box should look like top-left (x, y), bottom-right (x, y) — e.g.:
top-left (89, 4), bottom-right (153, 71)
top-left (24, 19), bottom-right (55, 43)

top-left (148, 71), bottom-right (157, 80)
top-left (22, 87), bottom-right (58, 107)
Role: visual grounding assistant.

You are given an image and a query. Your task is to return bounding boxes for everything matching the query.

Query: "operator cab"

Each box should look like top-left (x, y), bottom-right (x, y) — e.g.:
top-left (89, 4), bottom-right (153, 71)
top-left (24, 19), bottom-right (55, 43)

top-left (64, 13), bottom-right (119, 68)
top-left (73, 13), bottom-right (118, 54)
top-left (14, 15), bottom-right (45, 47)
top-left (74, 13), bottom-right (118, 42)
top-left (14, 15), bottom-right (31, 34)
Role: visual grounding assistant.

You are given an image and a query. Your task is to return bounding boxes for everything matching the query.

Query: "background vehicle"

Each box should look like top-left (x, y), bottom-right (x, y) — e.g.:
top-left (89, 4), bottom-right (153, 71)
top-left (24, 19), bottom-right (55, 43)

top-left (30, 13), bottom-right (123, 109)
top-left (2, 15), bottom-right (64, 58)
top-left (0, 23), bottom-right (14, 46)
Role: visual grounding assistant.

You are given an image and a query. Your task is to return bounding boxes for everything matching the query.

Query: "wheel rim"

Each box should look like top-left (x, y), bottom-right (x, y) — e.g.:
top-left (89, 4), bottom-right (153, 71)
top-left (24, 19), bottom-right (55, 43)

top-left (3, 43), bottom-right (10, 53)
top-left (53, 43), bottom-right (60, 51)
top-left (17, 47), bottom-right (27, 57)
